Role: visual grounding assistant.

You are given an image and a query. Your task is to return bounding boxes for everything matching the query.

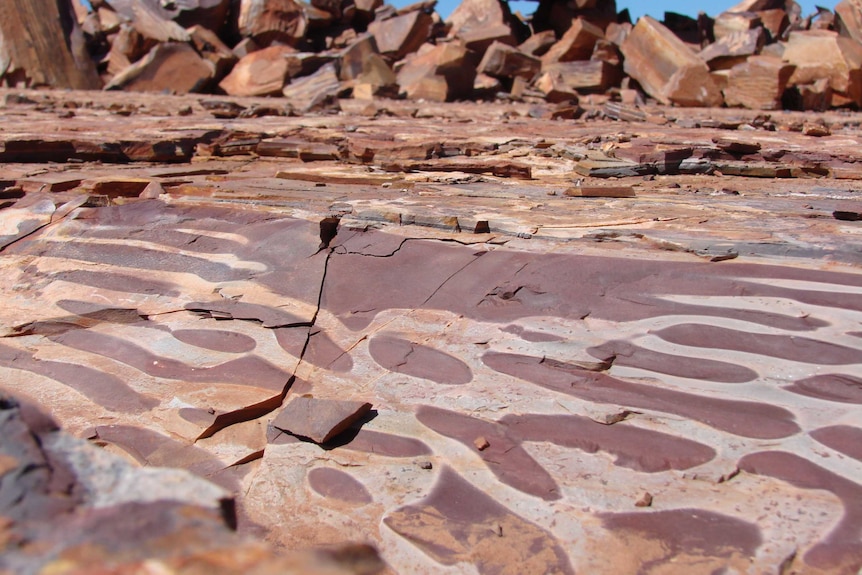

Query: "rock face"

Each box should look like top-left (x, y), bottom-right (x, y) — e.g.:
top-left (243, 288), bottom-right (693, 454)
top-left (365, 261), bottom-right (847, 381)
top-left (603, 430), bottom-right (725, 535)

top-left (0, 393), bottom-right (383, 574)
top-left (1, 87), bottom-right (862, 574)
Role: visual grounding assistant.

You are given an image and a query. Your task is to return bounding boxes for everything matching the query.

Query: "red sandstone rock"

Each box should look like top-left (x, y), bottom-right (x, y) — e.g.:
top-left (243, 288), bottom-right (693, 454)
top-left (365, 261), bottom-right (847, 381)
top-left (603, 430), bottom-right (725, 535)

top-left (621, 16), bottom-right (723, 107)
top-left (271, 397), bottom-right (372, 444)
top-left (219, 45), bottom-right (296, 97)
top-left (724, 55), bottom-right (794, 109)
top-left (446, 0), bottom-right (517, 53)
top-left (367, 10), bottom-right (433, 61)
top-left (540, 17), bottom-right (605, 65)
top-left (396, 41), bottom-right (475, 101)
top-left (478, 42), bottom-right (541, 80)
top-left (0, 0), bottom-right (101, 89)
top-left (837, 0), bottom-right (862, 44)
top-left (237, 0), bottom-right (307, 46)
top-left (783, 30), bottom-right (862, 107)
top-left (105, 42), bottom-right (213, 93)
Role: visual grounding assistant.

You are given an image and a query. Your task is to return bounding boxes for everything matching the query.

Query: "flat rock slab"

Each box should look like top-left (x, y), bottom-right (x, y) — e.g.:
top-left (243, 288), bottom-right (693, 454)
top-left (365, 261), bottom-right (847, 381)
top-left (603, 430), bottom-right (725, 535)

top-left (271, 397), bottom-right (373, 443)
top-left (1, 88), bottom-right (862, 575)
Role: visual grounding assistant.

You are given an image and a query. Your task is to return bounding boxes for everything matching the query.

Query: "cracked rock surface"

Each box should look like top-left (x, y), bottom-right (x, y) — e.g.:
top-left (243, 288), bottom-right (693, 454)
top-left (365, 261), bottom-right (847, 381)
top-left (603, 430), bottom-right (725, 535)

top-left (1, 88), bottom-right (861, 574)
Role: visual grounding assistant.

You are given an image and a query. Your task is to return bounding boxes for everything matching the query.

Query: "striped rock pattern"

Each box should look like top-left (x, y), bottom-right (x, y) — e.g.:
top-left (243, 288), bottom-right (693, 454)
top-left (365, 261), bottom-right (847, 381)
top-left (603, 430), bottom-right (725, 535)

top-left (2, 88), bottom-right (862, 574)
top-left (1, 197), bottom-right (860, 574)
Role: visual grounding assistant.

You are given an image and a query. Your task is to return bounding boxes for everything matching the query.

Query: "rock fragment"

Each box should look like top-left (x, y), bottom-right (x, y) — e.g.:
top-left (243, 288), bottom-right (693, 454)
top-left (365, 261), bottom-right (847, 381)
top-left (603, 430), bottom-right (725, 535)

top-left (270, 397), bottom-right (373, 444)
top-left (621, 16), bottom-right (723, 107)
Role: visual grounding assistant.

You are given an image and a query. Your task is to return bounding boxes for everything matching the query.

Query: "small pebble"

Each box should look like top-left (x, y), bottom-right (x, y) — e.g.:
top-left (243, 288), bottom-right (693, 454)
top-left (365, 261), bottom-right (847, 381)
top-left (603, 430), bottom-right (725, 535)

top-left (635, 492), bottom-right (653, 507)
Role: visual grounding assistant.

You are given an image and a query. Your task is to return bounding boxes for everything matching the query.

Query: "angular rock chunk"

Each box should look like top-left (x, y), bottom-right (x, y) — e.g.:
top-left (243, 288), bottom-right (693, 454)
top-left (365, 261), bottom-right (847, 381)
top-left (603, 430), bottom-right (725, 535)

top-left (446, 0), bottom-right (517, 53)
top-left (104, 0), bottom-right (231, 34)
top-left (396, 41), bottom-right (475, 101)
top-left (540, 17), bottom-right (605, 65)
top-left (218, 45), bottom-right (296, 97)
top-left (837, 0), bottom-right (862, 44)
top-left (103, 24), bottom-right (150, 76)
top-left (105, 43), bottom-right (214, 93)
top-left (0, 0), bottom-right (101, 89)
top-left (237, 0), bottom-right (307, 46)
top-left (725, 55), bottom-right (795, 109)
top-left (758, 8), bottom-right (790, 40)
top-left (621, 16), bottom-right (723, 107)
top-left (713, 10), bottom-right (762, 41)
top-left (783, 30), bottom-right (862, 107)
top-left (188, 25), bottom-right (237, 80)
top-left (538, 60), bottom-right (621, 95)
top-left (518, 29), bottom-right (557, 57)
top-left (126, 2), bottom-right (192, 43)
top-left (698, 28), bottom-right (765, 70)
top-left (368, 10), bottom-right (433, 61)
top-left (340, 34), bottom-right (379, 81)
top-left (478, 42), bottom-right (541, 80)
top-left (270, 396), bottom-right (372, 444)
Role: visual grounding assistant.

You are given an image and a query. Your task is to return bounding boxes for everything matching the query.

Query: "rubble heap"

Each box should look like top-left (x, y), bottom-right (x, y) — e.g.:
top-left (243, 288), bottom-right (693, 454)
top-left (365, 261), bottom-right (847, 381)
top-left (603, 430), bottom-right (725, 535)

top-left (3, 0), bottom-right (862, 111)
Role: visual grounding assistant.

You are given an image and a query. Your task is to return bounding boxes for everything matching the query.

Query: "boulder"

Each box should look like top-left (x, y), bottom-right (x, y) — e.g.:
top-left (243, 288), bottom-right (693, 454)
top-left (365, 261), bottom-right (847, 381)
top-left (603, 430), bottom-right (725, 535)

top-left (783, 29), bottom-right (862, 107)
top-left (724, 55), bottom-right (795, 109)
top-left (396, 40), bottom-right (475, 101)
top-left (0, 0), bottom-right (101, 89)
top-left (478, 42), bottom-right (541, 80)
top-left (447, 0), bottom-right (517, 54)
top-left (540, 17), bottom-right (605, 65)
top-left (368, 10), bottom-right (433, 61)
top-left (219, 44), bottom-right (297, 97)
top-left (621, 16), bottom-right (723, 107)
top-left (237, 0), bottom-right (307, 46)
top-left (105, 42), bottom-right (213, 93)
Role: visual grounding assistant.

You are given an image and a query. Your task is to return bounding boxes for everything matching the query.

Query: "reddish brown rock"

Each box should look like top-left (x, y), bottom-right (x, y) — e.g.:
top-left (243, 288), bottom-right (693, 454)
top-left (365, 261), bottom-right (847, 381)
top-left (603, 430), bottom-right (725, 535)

top-left (724, 55), bottom-right (795, 109)
top-left (621, 16), bottom-right (723, 107)
top-left (446, 0), bottom-right (517, 53)
top-left (564, 185), bottom-right (635, 198)
top-left (270, 396), bottom-right (372, 444)
top-left (538, 60), bottom-right (621, 94)
top-left (713, 10), bottom-right (762, 41)
top-left (783, 30), bottom-right (862, 107)
top-left (188, 25), bottom-right (237, 79)
top-left (758, 8), bottom-right (790, 40)
top-left (103, 0), bottom-right (231, 34)
top-left (103, 24), bottom-right (151, 76)
top-left (396, 41), bottom-right (475, 101)
top-left (282, 62), bottom-right (343, 110)
top-left (518, 30), bottom-right (557, 57)
top-left (634, 492), bottom-right (653, 507)
top-left (237, 0), bottom-right (307, 46)
top-left (540, 17), bottom-right (605, 65)
top-left (105, 42), bottom-right (213, 93)
top-left (218, 45), bottom-right (296, 97)
top-left (367, 10), bottom-right (433, 61)
top-left (478, 42), bottom-right (541, 80)
top-left (698, 28), bottom-right (766, 70)
top-left (384, 467), bottom-right (574, 574)
top-left (103, 1), bottom-right (191, 44)
top-left (837, 0), bottom-right (862, 44)
top-left (0, 0), bottom-right (101, 89)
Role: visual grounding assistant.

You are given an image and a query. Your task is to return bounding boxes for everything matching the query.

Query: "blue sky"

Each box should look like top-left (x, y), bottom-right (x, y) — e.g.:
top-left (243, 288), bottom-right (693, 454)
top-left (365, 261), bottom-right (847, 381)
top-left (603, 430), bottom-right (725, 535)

top-left (423, 0), bottom-right (822, 21)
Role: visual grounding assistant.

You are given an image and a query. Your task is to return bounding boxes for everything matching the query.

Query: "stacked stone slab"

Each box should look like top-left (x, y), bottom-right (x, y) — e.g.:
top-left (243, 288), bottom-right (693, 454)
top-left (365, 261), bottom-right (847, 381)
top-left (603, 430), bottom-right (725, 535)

top-left (2, 0), bottom-right (862, 110)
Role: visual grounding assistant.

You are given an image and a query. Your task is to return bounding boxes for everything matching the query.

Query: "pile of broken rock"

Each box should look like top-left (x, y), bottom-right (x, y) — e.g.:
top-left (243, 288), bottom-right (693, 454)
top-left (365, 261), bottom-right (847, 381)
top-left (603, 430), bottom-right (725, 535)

top-left (3, 0), bottom-right (862, 111)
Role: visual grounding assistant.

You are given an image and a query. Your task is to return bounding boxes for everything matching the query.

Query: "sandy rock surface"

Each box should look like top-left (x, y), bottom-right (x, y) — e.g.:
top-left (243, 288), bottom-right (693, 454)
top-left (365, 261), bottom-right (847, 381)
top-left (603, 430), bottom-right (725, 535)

top-left (0, 88), bottom-right (861, 574)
